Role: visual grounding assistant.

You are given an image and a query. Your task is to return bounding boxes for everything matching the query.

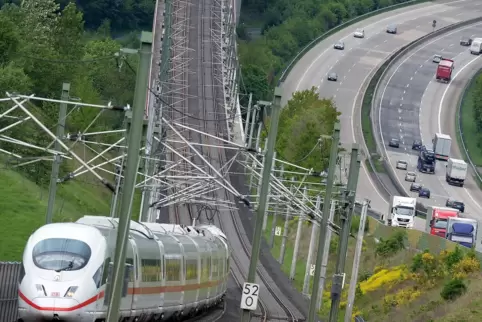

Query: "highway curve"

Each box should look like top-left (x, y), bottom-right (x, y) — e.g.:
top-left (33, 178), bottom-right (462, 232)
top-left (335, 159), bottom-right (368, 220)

top-left (375, 19), bottom-right (482, 246)
top-left (283, 0), bottom-right (482, 215)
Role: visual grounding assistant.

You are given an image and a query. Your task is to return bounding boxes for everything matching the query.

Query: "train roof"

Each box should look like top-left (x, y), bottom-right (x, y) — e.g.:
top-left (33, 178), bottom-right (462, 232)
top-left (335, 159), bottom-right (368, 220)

top-left (75, 216), bottom-right (225, 241)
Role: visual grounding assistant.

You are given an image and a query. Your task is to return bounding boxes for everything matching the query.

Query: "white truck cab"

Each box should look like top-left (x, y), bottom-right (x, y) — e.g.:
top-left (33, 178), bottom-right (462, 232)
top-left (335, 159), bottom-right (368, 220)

top-left (383, 196), bottom-right (417, 228)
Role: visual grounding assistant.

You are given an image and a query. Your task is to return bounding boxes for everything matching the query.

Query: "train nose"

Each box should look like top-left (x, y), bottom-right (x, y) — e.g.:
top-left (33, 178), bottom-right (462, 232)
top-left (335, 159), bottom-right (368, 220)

top-left (29, 297), bottom-right (81, 319)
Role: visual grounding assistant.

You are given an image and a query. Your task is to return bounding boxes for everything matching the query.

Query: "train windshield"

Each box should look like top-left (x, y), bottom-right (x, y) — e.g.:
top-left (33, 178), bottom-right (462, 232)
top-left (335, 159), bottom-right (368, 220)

top-left (32, 238), bottom-right (92, 271)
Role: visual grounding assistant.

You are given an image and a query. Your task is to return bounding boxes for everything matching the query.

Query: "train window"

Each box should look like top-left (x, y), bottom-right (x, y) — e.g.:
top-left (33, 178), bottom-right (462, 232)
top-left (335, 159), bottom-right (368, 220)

top-left (93, 257), bottom-right (111, 288)
top-left (201, 257), bottom-right (210, 282)
top-left (165, 257), bottom-right (181, 281)
top-left (32, 238), bottom-right (91, 271)
top-left (212, 258), bottom-right (219, 278)
top-left (141, 259), bottom-right (161, 282)
top-left (185, 259), bottom-right (198, 280)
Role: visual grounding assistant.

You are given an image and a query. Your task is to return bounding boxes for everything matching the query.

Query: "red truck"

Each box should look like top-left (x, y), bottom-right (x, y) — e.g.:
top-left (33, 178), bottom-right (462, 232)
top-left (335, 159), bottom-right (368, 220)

top-left (435, 58), bottom-right (454, 83)
top-left (426, 206), bottom-right (459, 237)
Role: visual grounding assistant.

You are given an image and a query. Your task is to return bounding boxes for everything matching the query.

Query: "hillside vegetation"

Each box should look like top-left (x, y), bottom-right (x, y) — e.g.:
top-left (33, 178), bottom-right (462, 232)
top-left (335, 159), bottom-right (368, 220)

top-left (264, 215), bottom-right (482, 321)
top-left (0, 0), bottom-right (146, 261)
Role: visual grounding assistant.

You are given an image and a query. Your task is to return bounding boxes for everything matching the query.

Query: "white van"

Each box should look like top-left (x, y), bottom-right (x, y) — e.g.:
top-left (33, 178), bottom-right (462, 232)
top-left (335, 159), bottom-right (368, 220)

top-left (470, 38), bottom-right (482, 55)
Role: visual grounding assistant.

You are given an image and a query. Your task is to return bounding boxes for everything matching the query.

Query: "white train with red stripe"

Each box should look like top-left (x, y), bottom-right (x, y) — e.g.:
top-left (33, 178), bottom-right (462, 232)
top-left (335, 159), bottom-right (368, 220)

top-left (17, 216), bottom-right (230, 321)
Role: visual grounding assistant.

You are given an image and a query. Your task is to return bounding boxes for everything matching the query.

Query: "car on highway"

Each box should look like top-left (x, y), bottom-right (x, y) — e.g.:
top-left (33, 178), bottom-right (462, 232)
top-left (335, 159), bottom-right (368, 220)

top-left (418, 187), bottom-right (431, 198)
top-left (386, 25), bottom-right (397, 34)
top-left (410, 182), bottom-right (422, 192)
top-left (354, 28), bottom-right (365, 38)
top-left (388, 138), bottom-right (400, 148)
top-left (433, 54), bottom-right (442, 63)
top-left (460, 37), bottom-right (473, 46)
top-left (446, 199), bottom-right (465, 213)
top-left (327, 72), bottom-right (338, 81)
top-left (412, 140), bottom-right (422, 150)
top-left (405, 171), bottom-right (417, 182)
top-left (334, 41), bottom-right (345, 50)
top-left (396, 160), bottom-right (408, 170)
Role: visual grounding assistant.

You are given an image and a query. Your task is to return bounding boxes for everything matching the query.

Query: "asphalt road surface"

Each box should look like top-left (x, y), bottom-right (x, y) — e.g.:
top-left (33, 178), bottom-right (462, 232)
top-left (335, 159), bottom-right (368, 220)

top-left (376, 19), bottom-right (482, 246)
top-left (283, 0), bottom-right (482, 217)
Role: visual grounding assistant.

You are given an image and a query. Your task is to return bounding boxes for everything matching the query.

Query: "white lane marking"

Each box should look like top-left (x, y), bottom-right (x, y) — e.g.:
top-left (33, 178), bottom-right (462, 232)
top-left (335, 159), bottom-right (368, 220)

top-left (378, 22), bottom-right (482, 197)
top-left (294, 0), bottom-right (466, 90)
top-left (410, 76), bottom-right (413, 80)
top-left (438, 54), bottom-right (482, 209)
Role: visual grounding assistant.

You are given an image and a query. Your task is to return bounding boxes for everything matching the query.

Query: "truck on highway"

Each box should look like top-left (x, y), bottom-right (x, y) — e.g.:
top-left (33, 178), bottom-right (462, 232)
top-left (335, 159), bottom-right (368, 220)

top-left (425, 206), bottom-right (459, 238)
top-left (446, 158), bottom-right (468, 187)
top-left (435, 58), bottom-right (454, 83)
top-left (433, 133), bottom-right (451, 160)
top-left (446, 217), bottom-right (478, 248)
top-left (383, 196), bottom-right (416, 228)
top-left (470, 37), bottom-right (482, 55)
top-left (417, 146), bottom-right (436, 173)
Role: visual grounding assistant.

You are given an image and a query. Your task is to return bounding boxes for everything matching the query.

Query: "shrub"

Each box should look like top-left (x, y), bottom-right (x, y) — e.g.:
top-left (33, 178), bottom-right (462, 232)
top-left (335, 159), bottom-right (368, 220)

top-left (452, 256), bottom-right (480, 279)
top-left (440, 278), bottom-right (467, 301)
top-left (351, 215), bottom-right (369, 234)
top-left (375, 230), bottom-right (406, 258)
top-left (441, 246), bottom-right (464, 271)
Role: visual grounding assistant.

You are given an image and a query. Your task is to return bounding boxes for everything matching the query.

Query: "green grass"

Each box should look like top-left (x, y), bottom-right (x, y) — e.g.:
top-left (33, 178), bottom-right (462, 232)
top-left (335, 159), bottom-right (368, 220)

top-left (459, 70), bottom-right (482, 166)
top-left (0, 165), bottom-right (112, 261)
top-left (262, 213), bottom-right (482, 321)
top-left (262, 214), bottom-right (417, 319)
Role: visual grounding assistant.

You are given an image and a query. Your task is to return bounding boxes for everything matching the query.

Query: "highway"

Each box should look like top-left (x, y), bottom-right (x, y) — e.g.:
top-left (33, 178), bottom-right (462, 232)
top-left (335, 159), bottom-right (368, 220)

top-left (375, 20), bottom-right (482, 242)
top-left (283, 0), bottom-right (482, 216)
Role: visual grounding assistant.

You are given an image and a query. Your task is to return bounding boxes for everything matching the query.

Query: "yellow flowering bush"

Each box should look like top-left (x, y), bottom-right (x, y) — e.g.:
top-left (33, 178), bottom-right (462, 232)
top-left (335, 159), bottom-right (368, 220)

top-left (452, 256), bottom-right (480, 279)
top-left (359, 266), bottom-right (406, 294)
top-left (382, 287), bottom-right (421, 311)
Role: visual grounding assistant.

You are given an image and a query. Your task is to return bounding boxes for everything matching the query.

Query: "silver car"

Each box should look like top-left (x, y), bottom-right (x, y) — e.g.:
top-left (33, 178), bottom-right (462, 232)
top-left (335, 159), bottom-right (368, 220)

top-left (354, 28), bottom-right (365, 38)
top-left (433, 54), bottom-right (442, 63)
top-left (334, 41), bottom-right (345, 50)
top-left (396, 160), bottom-right (408, 170)
top-left (405, 171), bottom-right (417, 182)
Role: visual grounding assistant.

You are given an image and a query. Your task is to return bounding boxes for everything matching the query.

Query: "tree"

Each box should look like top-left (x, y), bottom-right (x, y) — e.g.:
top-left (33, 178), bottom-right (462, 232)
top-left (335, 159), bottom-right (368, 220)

top-left (276, 87), bottom-right (340, 170)
top-left (0, 13), bottom-right (19, 65)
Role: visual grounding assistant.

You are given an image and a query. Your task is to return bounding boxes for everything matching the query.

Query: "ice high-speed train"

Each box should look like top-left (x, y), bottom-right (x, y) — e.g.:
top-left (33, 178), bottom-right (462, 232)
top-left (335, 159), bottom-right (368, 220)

top-left (17, 216), bottom-right (230, 321)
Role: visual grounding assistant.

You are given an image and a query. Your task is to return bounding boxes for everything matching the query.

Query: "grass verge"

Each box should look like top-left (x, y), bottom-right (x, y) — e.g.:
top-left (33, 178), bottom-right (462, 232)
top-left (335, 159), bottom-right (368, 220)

top-left (263, 214), bottom-right (482, 321)
top-left (458, 68), bottom-right (482, 187)
top-left (0, 158), bottom-right (142, 261)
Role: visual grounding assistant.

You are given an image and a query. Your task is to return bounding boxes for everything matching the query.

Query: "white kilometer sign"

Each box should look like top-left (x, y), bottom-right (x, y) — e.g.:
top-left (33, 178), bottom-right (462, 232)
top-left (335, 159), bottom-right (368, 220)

top-left (310, 264), bottom-right (315, 276)
top-left (275, 226), bottom-right (282, 236)
top-left (240, 283), bottom-right (260, 311)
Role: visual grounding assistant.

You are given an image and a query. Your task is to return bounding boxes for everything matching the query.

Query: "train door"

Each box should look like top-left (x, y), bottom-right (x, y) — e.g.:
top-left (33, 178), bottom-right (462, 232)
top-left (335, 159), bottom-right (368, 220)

top-left (128, 238), bottom-right (140, 314)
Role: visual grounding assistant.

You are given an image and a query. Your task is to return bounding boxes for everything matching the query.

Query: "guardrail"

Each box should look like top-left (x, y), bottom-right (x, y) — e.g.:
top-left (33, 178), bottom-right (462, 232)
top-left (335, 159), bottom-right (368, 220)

top-left (457, 68), bottom-right (482, 186)
top-left (277, 0), bottom-right (430, 85)
top-left (365, 16), bottom-right (482, 217)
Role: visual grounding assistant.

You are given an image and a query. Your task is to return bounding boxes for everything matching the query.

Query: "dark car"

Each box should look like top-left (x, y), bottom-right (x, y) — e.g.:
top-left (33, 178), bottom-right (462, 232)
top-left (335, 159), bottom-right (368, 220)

top-left (460, 37), bottom-right (473, 46)
top-left (410, 183), bottom-right (422, 192)
top-left (386, 25), bottom-right (397, 34)
top-left (334, 41), bottom-right (345, 50)
top-left (412, 140), bottom-right (422, 150)
top-left (418, 187), bottom-right (431, 198)
top-left (389, 138), bottom-right (400, 148)
top-left (446, 199), bottom-right (465, 212)
top-left (327, 72), bottom-right (338, 81)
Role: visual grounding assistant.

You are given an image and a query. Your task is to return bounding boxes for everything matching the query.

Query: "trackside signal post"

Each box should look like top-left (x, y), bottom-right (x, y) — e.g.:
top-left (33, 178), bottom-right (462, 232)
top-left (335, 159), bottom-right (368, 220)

top-left (307, 122), bottom-right (340, 322)
top-left (240, 87), bottom-right (282, 322)
top-left (45, 83), bottom-right (70, 224)
top-left (106, 31), bottom-right (152, 322)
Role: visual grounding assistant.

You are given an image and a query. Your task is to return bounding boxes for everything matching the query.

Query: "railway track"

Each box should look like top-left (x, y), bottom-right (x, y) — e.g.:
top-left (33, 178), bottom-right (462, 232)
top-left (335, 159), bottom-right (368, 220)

top-left (188, 1), bottom-right (302, 320)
